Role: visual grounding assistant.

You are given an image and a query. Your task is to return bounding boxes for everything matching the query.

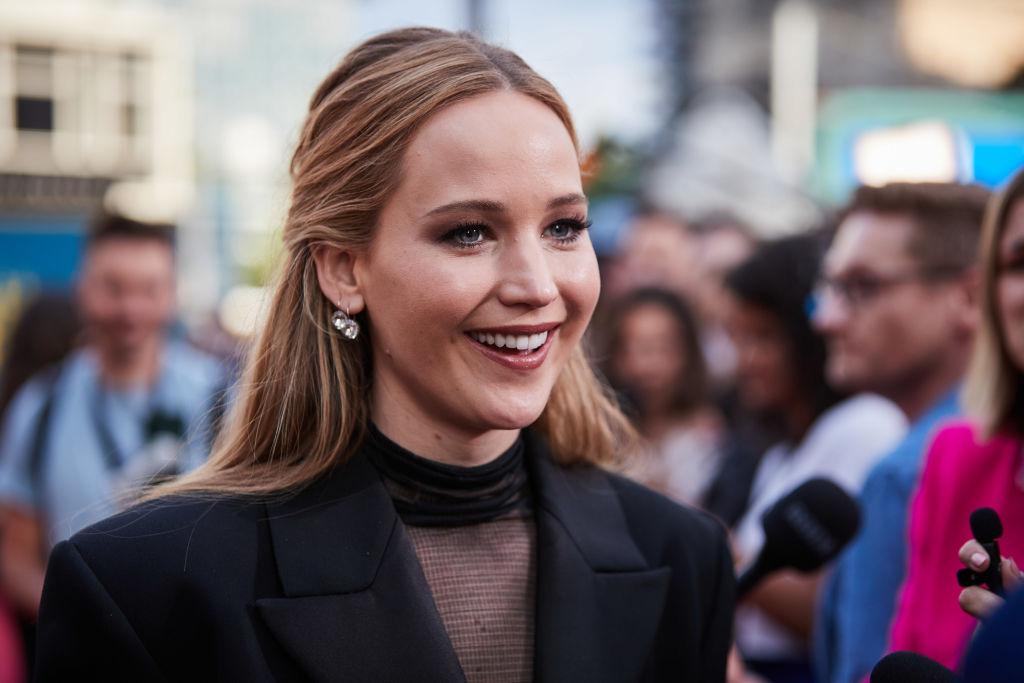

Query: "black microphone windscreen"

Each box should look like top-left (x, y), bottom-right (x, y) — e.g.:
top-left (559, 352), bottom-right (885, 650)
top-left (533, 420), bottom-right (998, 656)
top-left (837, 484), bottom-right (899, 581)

top-left (760, 478), bottom-right (860, 573)
top-left (870, 651), bottom-right (958, 683)
top-left (970, 507), bottom-right (1002, 542)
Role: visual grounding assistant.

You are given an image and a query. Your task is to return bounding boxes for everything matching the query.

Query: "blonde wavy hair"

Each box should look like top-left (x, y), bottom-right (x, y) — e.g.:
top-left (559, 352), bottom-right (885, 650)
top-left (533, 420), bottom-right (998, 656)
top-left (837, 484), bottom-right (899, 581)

top-left (964, 167), bottom-right (1024, 438)
top-left (151, 27), bottom-right (634, 499)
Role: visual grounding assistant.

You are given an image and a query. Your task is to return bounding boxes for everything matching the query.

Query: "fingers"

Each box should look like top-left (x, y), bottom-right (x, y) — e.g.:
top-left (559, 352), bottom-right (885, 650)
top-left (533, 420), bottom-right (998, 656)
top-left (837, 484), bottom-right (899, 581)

top-left (959, 585), bottom-right (1004, 619)
top-left (1003, 556), bottom-right (1024, 590)
top-left (958, 539), bottom-right (1023, 589)
top-left (959, 539), bottom-right (989, 571)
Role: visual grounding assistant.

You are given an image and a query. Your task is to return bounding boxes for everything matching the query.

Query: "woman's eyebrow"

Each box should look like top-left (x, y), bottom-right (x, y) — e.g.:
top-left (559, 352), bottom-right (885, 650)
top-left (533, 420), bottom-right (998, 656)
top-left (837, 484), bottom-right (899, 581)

top-left (423, 193), bottom-right (588, 219)
top-left (424, 199), bottom-right (504, 218)
top-left (549, 192), bottom-right (589, 209)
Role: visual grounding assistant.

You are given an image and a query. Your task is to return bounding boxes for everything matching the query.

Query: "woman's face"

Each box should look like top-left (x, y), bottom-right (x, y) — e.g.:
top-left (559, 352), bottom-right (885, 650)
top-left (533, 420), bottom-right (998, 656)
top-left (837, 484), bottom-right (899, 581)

top-left (356, 91), bottom-right (599, 444)
top-left (998, 199), bottom-right (1024, 370)
top-left (725, 297), bottom-right (799, 414)
top-left (612, 304), bottom-right (687, 413)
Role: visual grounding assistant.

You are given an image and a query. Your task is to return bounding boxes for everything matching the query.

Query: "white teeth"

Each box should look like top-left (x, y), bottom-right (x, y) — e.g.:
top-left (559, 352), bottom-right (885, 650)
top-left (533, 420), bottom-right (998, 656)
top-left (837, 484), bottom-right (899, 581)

top-left (470, 329), bottom-right (551, 351)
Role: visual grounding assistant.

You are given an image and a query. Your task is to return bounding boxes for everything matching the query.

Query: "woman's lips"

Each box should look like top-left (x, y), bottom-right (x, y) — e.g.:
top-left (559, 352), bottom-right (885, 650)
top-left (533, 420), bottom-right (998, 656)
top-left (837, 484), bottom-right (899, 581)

top-left (464, 326), bottom-right (558, 370)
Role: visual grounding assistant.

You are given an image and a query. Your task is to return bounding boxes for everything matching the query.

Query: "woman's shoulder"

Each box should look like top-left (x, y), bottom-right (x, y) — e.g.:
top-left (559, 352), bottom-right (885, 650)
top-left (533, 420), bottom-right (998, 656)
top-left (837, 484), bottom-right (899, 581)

top-left (603, 469), bottom-right (728, 554)
top-left (63, 493), bottom-right (266, 589)
top-left (805, 393), bottom-right (907, 466)
top-left (819, 394), bottom-right (907, 437)
top-left (921, 420), bottom-right (1018, 478)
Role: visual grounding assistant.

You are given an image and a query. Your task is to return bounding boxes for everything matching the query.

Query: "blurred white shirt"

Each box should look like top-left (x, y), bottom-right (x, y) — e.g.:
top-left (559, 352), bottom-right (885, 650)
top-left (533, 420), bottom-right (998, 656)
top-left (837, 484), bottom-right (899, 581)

top-left (733, 393), bottom-right (907, 662)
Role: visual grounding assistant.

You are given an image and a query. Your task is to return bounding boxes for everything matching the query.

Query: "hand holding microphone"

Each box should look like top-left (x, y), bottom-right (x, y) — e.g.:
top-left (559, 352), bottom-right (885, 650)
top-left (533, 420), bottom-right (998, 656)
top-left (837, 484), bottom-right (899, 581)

top-left (871, 508), bottom-right (1024, 682)
top-left (957, 508), bottom-right (1023, 619)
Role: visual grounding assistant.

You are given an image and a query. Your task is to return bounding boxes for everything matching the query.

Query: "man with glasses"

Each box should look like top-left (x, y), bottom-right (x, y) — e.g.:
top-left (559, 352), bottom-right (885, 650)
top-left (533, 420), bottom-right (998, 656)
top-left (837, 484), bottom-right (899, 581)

top-left (812, 182), bottom-right (989, 683)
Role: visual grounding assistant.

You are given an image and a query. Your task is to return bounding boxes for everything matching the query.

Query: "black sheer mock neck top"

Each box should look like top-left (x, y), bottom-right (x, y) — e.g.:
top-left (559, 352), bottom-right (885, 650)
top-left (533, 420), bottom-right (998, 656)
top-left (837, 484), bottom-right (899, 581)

top-left (363, 423), bottom-right (531, 527)
top-left (363, 424), bottom-right (537, 682)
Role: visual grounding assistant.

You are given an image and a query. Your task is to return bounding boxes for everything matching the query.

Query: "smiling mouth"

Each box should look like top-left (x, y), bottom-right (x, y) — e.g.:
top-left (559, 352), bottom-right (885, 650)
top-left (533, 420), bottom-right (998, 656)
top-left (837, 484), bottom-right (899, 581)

top-left (468, 330), bottom-right (549, 354)
top-left (464, 324), bottom-right (560, 369)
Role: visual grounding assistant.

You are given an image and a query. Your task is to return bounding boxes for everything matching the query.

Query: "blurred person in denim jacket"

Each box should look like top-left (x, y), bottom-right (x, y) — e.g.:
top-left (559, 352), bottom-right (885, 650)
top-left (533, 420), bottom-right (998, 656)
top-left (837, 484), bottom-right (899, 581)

top-left (812, 182), bottom-right (988, 683)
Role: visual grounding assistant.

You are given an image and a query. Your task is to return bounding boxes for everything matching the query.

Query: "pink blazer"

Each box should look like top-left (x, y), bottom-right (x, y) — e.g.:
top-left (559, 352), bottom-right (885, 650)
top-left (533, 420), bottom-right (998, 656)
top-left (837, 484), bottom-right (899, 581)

top-left (0, 594), bottom-right (23, 683)
top-left (888, 421), bottom-right (1024, 669)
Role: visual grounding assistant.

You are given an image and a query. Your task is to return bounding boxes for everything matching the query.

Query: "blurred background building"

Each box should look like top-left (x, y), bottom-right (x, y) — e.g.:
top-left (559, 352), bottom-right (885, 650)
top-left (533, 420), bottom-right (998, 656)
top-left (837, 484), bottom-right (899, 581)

top-left (0, 0), bottom-right (1023, 348)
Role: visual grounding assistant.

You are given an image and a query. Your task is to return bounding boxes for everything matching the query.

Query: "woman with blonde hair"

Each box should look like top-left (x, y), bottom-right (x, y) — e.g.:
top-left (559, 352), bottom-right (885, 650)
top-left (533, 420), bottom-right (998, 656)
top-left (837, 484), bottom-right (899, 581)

top-left (886, 166), bottom-right (1024, 669)
top-left (33, 28), bottom-right (733, 681)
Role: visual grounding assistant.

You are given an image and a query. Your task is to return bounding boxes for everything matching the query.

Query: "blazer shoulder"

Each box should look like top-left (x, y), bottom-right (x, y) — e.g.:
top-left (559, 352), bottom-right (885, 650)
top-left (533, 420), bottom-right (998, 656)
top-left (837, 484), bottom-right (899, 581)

top-left (67, 493), bottom-right (266, 589)
top-left (606, 472), bottom-right (728, 556)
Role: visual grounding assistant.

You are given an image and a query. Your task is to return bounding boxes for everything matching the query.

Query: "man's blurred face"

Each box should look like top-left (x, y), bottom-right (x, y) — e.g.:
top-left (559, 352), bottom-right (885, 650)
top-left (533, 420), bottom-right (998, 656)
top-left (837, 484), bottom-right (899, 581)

top-left (78, 238), bottom-right (176, 355)
top-left (813, 211), bottom-right (963, 397)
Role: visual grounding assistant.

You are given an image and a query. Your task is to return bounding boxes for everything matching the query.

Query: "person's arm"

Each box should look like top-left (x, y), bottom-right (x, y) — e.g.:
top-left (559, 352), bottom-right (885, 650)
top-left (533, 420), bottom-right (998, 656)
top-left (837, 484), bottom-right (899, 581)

top-left (0, 504), bottom-right (45, 618)
top-left (34, 541), bottom-right (164, 681)
top-left (744, 569), bottom-right (822, 639)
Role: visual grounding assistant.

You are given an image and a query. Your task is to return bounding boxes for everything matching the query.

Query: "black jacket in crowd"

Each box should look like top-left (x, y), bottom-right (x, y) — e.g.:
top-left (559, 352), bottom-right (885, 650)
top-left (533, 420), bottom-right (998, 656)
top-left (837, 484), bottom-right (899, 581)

top-left (34, 432), bottom-right (735, 682)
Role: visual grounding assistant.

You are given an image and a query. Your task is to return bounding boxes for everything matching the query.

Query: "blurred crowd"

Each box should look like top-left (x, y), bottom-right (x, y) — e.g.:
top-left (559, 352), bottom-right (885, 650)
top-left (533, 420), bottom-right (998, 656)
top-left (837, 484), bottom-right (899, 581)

top-left (595, 173), bottom-right (1024, 683)
top-left (2, 167), bottom-right (1024, 683)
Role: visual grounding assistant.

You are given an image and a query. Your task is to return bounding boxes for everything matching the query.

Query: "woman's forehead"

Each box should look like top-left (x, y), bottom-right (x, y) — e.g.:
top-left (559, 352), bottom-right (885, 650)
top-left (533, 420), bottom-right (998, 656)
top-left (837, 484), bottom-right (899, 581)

top-left (393, 91), bottom-right (581, 213)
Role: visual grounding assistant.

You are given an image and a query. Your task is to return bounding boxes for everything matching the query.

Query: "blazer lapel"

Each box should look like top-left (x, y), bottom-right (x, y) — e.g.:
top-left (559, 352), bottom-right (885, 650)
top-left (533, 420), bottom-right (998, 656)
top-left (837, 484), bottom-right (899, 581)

top-left (527, 432), bottom-right (672, 683)
top-left (255, 454), bottom-right (464, 683)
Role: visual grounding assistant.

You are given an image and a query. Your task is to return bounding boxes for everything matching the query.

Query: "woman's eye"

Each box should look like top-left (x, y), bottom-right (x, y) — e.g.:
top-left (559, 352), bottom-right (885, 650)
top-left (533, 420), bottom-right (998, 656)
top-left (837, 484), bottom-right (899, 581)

top-left (444, 225), bottom-right (487, 248)
top-left (544, 218), bottom-right (590, 243)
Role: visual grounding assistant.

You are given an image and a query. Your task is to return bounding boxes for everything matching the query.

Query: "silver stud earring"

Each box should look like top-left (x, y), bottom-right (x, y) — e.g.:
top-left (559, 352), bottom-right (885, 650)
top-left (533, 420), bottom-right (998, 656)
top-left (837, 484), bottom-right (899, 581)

top-left (331, 304), bottom-right (360, 340)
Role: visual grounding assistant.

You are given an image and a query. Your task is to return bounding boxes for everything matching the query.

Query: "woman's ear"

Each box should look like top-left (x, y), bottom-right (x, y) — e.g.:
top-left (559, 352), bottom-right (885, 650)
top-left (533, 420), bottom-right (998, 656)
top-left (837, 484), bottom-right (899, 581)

top-left (311, 243), bottom-right (365, 314)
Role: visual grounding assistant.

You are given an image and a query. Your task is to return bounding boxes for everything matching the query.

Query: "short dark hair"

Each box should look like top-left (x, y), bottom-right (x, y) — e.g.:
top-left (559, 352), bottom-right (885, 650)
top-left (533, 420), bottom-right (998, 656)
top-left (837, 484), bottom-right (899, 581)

top-left (842, 182), bottom-right (989, 274)
top-left (725, 230), bottom-right (843, 418)
top-left (86, 213), bottom-right (176, 252)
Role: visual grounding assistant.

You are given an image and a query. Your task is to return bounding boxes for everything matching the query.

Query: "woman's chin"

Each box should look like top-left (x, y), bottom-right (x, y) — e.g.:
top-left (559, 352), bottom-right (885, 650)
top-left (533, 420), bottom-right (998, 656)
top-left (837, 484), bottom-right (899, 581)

top-left (471, 400), bottom-right (548, 432)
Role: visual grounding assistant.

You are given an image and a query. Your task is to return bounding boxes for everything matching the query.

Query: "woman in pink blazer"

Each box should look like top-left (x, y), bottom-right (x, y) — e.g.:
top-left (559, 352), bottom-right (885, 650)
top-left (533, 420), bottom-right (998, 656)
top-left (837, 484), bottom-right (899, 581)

top-left (888, 167), bottom-right (1024, 668)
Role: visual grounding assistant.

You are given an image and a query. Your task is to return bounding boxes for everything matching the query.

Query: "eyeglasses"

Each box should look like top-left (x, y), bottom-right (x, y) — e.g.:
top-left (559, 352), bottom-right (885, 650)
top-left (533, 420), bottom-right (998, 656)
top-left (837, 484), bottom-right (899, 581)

top-left (808, 267), bottom-right (962, 315)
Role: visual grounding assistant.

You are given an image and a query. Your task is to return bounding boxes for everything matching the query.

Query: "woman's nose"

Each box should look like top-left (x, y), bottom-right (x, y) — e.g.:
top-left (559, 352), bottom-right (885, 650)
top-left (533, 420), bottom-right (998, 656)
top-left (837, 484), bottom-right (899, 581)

top-left (496, 239), bottom-right (558, 309)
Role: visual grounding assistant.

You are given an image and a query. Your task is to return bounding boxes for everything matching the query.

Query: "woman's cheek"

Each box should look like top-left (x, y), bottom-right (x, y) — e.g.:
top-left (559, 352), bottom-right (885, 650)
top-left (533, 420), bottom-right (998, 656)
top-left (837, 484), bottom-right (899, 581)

top-left (561, 251), bottom-right (601, 320)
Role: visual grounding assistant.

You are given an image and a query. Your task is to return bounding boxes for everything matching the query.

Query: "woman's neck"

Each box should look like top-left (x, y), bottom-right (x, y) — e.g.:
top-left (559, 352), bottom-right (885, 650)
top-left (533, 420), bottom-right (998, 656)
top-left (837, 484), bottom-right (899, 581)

top-left (371, 408), bottom-right (520, 468)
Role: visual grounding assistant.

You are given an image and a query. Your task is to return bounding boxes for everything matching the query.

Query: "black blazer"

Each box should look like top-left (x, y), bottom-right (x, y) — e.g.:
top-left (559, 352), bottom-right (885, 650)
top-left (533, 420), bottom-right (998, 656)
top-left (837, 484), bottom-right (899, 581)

top-left (35, 432), bottom-right (734, 682)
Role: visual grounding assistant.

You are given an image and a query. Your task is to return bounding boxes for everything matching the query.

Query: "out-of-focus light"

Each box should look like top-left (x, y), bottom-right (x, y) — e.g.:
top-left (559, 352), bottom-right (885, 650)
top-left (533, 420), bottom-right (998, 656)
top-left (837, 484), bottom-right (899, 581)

top-left (105, 180), bottom-right (194, 224)
top-left (899, 0), bottom-right (1024, 88)
top-left (853, 121), bottom-right (961, 186)
top-left (221, 115), bottom-right (279, 178)
top-left (218, 285), bottom-right (269, 339)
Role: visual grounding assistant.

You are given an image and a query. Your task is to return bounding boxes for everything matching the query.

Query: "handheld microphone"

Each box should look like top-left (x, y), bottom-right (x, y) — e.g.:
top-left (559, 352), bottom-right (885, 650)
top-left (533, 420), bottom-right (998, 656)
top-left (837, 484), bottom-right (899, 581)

top-left (956, 507), bottom-right (1004, 597)
top-left (736, 477), bottom-right (860, 598)
top-left (870, 651), bottom-right (958, 683)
